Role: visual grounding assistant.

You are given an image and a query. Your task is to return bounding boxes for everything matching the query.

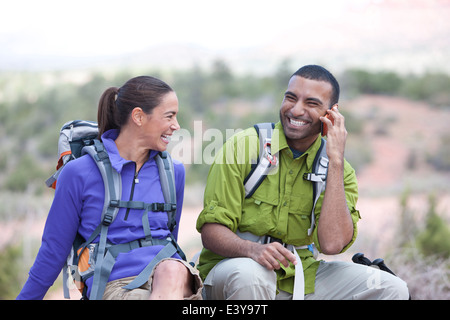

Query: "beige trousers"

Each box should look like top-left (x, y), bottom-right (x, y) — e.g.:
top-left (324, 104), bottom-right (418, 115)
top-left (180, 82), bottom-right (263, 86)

top-left (102, 258), bottom-right (203, 300)
top-left (203, 257), bottom-right (409, 300)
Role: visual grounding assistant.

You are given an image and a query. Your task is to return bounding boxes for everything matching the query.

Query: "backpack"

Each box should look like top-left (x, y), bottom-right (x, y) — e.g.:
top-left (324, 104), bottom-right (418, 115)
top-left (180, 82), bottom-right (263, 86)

top-left (244, 123), bottom-right (329, 236)
top-left (46, 120), bottom-right (185, 300)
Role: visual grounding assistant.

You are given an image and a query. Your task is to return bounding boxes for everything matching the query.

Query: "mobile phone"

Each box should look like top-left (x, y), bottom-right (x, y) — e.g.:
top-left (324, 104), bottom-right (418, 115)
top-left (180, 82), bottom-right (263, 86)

top-left (321, 105), bottom-right (337, 136)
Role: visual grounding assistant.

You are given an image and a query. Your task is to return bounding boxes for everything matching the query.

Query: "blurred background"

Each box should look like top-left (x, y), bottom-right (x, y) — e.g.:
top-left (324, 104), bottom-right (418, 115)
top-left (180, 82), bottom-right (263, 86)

top-left (0, 0), bottom-right (449, 299)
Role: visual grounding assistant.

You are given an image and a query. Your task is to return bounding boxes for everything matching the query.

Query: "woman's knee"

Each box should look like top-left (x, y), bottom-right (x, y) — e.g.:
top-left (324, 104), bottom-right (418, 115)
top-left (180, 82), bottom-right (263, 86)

top-left (154, 259), bottom-right (189, 280)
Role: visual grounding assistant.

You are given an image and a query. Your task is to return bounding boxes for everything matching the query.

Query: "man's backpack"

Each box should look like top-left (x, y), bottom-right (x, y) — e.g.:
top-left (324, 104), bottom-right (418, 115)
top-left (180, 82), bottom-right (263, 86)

top-left (46, 120), bottom-right (185, 300)
top-left (244, 123), bottom-right (329, 237)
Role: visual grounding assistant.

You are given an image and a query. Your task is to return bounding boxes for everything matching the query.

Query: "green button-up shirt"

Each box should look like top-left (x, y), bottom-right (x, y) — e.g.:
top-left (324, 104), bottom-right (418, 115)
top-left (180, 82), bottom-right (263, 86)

top-left (196, 121), bottom-right (360, 294)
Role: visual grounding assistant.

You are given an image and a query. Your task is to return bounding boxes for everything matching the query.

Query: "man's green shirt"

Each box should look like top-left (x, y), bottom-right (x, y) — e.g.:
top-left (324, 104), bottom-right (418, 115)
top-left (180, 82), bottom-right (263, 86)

top-left (196, 122), bottom-right (360, 294)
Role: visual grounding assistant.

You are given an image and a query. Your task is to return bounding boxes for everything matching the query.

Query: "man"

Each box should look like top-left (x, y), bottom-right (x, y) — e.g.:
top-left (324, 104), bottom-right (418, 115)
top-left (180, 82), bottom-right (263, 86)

top-left (196, 65), bottom-right (409, 300)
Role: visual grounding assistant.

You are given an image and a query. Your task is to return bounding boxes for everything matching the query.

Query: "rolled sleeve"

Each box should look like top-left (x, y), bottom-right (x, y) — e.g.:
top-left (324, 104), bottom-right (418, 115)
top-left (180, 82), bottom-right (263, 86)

top-left (196, 133), bottom-right (254, 234)
top-left (196, 199), bottom-right (240, 232)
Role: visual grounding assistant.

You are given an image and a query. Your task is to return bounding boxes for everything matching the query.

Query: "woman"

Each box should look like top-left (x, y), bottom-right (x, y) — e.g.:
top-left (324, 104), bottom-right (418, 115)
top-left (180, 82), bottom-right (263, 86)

top-left (17, 76), bottom-right (202, 300)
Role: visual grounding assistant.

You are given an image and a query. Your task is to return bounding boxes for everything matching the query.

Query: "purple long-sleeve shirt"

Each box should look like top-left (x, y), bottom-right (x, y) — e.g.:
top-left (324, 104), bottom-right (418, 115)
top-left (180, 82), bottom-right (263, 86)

top-left (17, 129), bottom-right (185, 299)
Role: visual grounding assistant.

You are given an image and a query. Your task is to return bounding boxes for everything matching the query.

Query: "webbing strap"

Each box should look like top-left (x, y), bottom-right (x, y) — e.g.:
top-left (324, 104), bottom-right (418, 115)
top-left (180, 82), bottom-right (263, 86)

top-left (82, 141), bottom-right (121, 227)
top-left (122, 242), bottom-right (178, 290)
top-left (81, 140), bottom-right (121, 300)
top-left (244, 123), bottom-right (278, 198)
top-left (78, 200), bottom-right (177, 299)
top-left (156, 151), bottom-right (177, 230)
top-left (109, 200), bottom-right (175, 239)
top-left (236, 230), bottom-right (310, 300)
top-left (303, 138), bottom-right (329, 236)
top-left (289, 245), bottom-right (305, 300)
top-left (62, 264), bottom-right (70, 299)
top-left (142, 208), bottom-right (152, 239)
top-left (86, 237), bottom-right (173, 300)
top-left (110, 200), bottom-right (176, 213)
top-left (89, 224), bottom-right (109, 300)
top-left (244, 156), bottom-right (274, 198)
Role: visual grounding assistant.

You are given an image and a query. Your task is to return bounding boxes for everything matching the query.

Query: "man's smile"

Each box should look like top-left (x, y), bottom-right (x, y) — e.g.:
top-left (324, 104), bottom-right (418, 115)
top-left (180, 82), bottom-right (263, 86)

top-left (289, 117), bottom-right (310, 127)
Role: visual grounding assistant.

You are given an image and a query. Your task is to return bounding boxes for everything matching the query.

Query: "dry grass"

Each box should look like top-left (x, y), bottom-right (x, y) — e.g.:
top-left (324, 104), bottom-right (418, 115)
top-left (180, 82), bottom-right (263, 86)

top-left (389, 248), bottom-right (450, 300)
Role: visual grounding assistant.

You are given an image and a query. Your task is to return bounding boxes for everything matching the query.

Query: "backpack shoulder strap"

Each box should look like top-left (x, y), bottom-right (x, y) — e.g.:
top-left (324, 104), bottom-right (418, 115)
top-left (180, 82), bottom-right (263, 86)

top-left (303, 138), bottom-right (329, 236)
top-left (255, 122), bottom-right (275, 161)
top-left (244, 123), bottom-right (277, 198)
top-left (82, 139), bottom-right (122, 226)
top-left (155, 151), bottom-right (177, 231)
top-left (80, 139), bottom-right (122, 300)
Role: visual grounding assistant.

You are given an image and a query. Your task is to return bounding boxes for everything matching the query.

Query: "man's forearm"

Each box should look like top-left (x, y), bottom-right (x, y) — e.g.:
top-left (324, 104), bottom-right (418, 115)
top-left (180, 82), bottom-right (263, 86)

top-left (201, 223), bottom-right (256, 258)
top-left (200, 223), bottom-right (297, 270)
top-left (317, 159), bottom-right (354, 254)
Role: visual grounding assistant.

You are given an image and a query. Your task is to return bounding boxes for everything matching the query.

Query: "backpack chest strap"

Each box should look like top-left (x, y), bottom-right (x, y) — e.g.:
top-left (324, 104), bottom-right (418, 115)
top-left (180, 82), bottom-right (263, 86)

top-left (109, 200), bottom-right (176, 213)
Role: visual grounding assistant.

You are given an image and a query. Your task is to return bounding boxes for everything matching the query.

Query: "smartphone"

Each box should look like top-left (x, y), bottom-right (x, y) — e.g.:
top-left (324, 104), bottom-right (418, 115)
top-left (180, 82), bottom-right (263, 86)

top-left (321, 105), bottom-right (337, 136)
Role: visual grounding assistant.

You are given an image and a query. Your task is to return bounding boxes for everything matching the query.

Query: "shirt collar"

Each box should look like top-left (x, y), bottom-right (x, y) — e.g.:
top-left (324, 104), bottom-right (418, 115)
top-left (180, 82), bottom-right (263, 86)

top-left (272, 121), bottom-right (324, 171)
top-left (101, 129), bottom-right (159, 173)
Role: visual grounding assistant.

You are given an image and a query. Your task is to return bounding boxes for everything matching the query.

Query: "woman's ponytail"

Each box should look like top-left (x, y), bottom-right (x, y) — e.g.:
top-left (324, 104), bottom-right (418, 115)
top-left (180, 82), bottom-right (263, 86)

top-left (97, 76), bottom-right (173, 139)
top-left (97, 87), bottom-right (119, 139)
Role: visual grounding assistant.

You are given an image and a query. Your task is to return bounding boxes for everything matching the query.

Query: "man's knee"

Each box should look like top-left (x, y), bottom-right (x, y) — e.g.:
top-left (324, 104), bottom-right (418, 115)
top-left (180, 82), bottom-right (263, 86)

top-left (381, 273), bottom-right (410, 300)
top-left (206, 258), bottom-right (276, 299)
top-left (228, 258), bottom-right (275, 287)
top-left (360, 267), bottom-right (410, 300)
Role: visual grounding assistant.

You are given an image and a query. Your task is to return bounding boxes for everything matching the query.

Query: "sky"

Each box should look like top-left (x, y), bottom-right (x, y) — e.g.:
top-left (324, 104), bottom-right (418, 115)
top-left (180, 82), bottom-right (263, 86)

top-left (0, 0), bottom-right (356, 55)
top-left (1, 0), bottom-right (353, 54)
top-left (0, 0), bottom-right (449, 73)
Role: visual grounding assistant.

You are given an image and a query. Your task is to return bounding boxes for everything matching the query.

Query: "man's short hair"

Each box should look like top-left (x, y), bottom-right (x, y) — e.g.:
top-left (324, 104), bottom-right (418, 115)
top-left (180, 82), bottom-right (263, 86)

top-left (291, 65), bottom-right (340, 107)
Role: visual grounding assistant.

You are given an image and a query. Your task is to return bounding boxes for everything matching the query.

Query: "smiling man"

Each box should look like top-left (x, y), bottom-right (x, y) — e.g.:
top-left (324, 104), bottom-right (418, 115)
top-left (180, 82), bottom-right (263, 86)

top-left (196, 65), bottom-right (409, 300)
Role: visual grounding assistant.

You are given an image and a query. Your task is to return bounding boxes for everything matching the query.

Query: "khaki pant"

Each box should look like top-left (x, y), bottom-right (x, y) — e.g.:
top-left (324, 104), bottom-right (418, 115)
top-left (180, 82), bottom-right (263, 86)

top-left (204, 257), bottom-right (409, 300)
top-left (103, 258), bottom-right (203, 300)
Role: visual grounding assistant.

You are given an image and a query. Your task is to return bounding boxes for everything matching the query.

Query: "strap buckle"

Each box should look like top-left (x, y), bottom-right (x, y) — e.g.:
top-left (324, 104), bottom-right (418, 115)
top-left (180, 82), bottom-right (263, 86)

top-left (102, 210), bottom-right (114, 226)
top-left (263, 235), bottom-right (287, 247)
top-left (150, 203), bottom-right (177, 212)
top-left (109, 200), bottom-right (120, 207)
top-left (263, 142), bottom-right (278, 166)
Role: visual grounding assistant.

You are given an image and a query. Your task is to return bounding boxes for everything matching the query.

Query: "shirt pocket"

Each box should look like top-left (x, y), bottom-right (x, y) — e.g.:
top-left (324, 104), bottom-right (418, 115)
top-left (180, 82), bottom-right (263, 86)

top-left (241, 182), bottom-right (279, 234)
top-left (285, 192), bottom-right (314, 244)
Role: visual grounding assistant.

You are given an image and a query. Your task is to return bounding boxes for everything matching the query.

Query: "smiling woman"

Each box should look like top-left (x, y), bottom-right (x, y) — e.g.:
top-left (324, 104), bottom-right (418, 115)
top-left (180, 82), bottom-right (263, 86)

top-left (139, 91), bottom-right (180, 152)
top-left (17, 75), bottom-right (203, 300)
top-left (99, 77), bottom-right (181, 170)
top-left (97, 76), bottom-right (174, 137)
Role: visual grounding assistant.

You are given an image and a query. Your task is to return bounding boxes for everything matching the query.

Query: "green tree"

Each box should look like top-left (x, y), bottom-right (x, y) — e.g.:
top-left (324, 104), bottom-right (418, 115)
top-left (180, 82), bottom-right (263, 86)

top-left (0, 244), bottom-right (23, 299)
top-left (416, 194), bottom-right (450, 259)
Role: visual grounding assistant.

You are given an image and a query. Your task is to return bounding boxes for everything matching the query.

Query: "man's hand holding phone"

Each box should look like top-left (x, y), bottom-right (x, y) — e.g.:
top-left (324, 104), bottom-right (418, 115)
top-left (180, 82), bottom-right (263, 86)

top-left (320, 104), bottom-right (347, 163)
top-left (320, 104), bottom-right (338, 136)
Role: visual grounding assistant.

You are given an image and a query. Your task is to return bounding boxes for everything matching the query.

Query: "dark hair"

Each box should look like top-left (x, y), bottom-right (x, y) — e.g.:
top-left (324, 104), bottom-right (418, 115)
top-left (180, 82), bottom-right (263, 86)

top-left (97, 76), bottom-right (173, 139)
top-left (291, 65), bottom-right (340, 107)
